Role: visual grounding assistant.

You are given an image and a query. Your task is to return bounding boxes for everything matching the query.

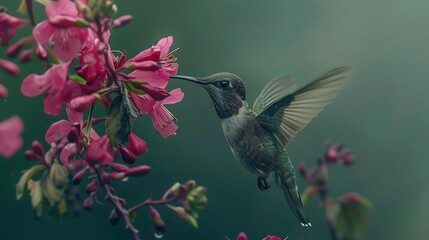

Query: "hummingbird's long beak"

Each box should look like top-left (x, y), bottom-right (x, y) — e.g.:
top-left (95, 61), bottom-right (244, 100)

top-left (170, 75), bottom-right (203, 84)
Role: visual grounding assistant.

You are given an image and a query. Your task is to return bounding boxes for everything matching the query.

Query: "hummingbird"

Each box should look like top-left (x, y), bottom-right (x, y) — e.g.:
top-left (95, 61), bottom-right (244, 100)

top-left (171, 66), bottom-right (350, 226)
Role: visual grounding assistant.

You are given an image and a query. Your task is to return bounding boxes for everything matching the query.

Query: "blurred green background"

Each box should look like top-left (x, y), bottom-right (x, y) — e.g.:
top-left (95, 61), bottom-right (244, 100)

top-left (1, 0), bottom-right (428, 239)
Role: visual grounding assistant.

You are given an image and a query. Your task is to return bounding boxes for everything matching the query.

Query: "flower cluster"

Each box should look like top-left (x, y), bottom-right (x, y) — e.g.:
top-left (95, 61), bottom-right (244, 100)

top-left (299, 142), bottom-right (371, 240)
top-left (1, 1), bottom-right (206, 239)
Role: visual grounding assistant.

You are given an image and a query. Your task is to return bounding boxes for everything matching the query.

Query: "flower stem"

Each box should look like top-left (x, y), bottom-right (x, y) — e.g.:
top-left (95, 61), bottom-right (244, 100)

top-left (128, 194), bottom-right (182, 213)
top-left (94, 166), bottom-right (140, 240)
top-left (25, 0), bottom-right (36, 27)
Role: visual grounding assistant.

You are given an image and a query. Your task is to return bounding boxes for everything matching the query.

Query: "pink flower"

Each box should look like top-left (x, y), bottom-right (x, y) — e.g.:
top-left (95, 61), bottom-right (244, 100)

top-left (86, 135), bottom-right (113, 166)
top-left (132, 88), bottom-right (184, 138)
top-left (32, 0), bottom-right (89, 61)
top-left (21, 62), bottom-right (70, 115)
top-left (76, 31), bottom-right (108, 84)
top-left (0, 12), bottom-right (27, 46)
top-left (0, 116), bottom-right (24, 158)
top-left (128, 133), bottom-right (147, 156)
top-left (236, 232), bottom-right (248, 240)
top-left (128, 36), bottom-right (179, 88)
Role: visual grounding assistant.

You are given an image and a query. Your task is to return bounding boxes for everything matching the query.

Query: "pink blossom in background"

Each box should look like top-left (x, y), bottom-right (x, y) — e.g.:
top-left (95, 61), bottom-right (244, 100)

top-left (132, 88), bottom-right (184, 138)
top-left (0, 12), bottom-right (27, 46)
top-left (21, 62), bottom-right (70, 115)
top-left (32, 0), bottom-right (89, 61)
top-left (0, 116), bottom-right (24, 158)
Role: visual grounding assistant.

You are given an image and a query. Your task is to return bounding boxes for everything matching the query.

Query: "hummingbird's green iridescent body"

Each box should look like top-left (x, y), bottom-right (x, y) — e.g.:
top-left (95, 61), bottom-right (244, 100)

top-left (172, 67), bottom-right (351, 227)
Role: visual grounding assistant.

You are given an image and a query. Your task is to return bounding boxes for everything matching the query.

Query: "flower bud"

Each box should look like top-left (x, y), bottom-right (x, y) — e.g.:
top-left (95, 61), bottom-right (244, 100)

top-left (24, 150), bottom-right (38, 161)
top-left (341, 153), bottom-right (354, 165)
top-left (113, 15), bottom-right (133, 28)
top-left (110, 171), bottom-right (126, 180)
top-left (119, 144), bottom-right (136, 164)
top-left (69, 94), bottom-right (100, 112)
top-left (236, 232), bottom-right (248, 240)
top-left (83, 195), bottom-right (94, 211)
top-left (109, 209), bottom-right (120, 225)
top-left (138, 83), bottom-right (170, 101)
top-left (19, 49), bottom-right (32, 62)
top-left (31, 141), bottom-right (45, 157)
top-left (86, 136), bottom-right (113, 165)
top-left (128, 133), bottom-right (147, 156)
top-left (0, 58), bottom-right (20, 75)
top-left (109, 163), bottom-right (129, 172)
top-left (86, 179), bottom-right (99, 194)
top-left (6, 36), bottom-right (32, 58)
top-left (149, 206), bottom-right (165, 239)
top-left (72, 168), bottom-right (87, 185)
top-left (0, 84), bottom-right (7, 98)
top-left (124, 165), bottom-right (151, 177)
top-left (326, 148), bottom-right (338, 162)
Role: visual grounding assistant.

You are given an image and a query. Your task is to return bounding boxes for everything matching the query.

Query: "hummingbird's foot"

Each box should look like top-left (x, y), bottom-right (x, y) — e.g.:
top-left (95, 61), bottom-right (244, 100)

top-left (257, 176), bottom-right (270, 191)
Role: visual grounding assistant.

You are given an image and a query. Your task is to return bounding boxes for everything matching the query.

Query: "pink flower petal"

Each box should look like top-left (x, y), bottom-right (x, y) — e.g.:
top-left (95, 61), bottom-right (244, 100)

top-left (129, 70), bottom-right (169, 88)
top-left (66, 105), bottom-right (83, 124)
top-left (162, 88), bottom-right (184, 105)
top-left (32, 21), bottom-right (55, 46)
top-left (21, 73), bottom-right (50, 97)
top-left (44, 90), bottom-right (64, 116)
top-left (150, 105), bottom-right (178, 138)
top-left (60, 143), bottom-right (77, 165)
top-left (130, 93), bottom-right (156, 115)
top-left (0, 116), bottom-right (24, 158)
top-left (156, 36), bottom-right (173, 57)
top-left (45, 119), bottom-right (72, 143)
top-left (53, 28), bottom-right (85, 62)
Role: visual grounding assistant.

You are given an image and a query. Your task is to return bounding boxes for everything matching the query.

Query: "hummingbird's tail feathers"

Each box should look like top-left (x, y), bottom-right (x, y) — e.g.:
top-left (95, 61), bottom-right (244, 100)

top-left (276, 173), bottom-right (311, 227)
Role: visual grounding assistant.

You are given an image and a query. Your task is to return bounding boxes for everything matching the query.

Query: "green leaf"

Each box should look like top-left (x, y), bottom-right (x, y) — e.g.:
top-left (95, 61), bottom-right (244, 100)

top-left (27, 180), bottom-right (44, 219)
top-left (70, 74), bottom-right (87, 84)
top-left (106, 96), bottom-right (131, 148)
top-left (125, 82), bottom-right (146, 95)
top-left (16, 165), bottom-right (45, 200)
top-left (129, 210), bottom-right (137, 222)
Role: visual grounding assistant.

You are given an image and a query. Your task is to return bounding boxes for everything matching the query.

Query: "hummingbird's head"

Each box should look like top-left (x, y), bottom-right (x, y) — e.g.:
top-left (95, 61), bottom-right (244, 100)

top-left (171, 72), bottom-right (246, 119)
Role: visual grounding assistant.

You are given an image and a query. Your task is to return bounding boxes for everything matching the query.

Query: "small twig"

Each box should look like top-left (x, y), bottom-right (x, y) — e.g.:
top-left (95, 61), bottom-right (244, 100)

top-left (94, 166), bottom-right (140, 240)
top-left (128, 194), bottom-right (182, 213)
top-left (25, 0), bottom-right (36, 27)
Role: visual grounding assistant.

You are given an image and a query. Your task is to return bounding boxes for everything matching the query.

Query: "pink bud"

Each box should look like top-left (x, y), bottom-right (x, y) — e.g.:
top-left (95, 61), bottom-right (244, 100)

top-left (72, 168), bottom-right (87, 185)
top-left (110, 171), bottom-right (126, 180)
top-left (149, 206), bottom-right (165, 237)
top-left (128, 133), bottom-right (147, 156)
top-left (109, 163), bottom-right (129, 172)
top-left (113, 15), bottom-right (133, 28)
top-left (341, 153), bottom-right (354, 165)
top-left (109, 209), bottom-right (120, 225)
top-left (131, 61), bottom-right (160, 71)
top-left (0, 84), bottom-right (7, 98)
top-left (6, 37), bottom-right (32, 58)
top-left (326, 148), bottom-right (338, 162)
top-left (31, 141), bottom-right (45, 157)
top-left (19, 49), bottom-right (32, 62)
top-left (124, 165), bottom-right (151, 177)
top-left (86, 136), bottom-right (113, 165)
top-left (24, 150), bottom-right (38, 160)
top-left (86, 179), bottom-right (99, 193)
top-left (83, 196), bottom-right (94, 211)
top-left (69, 94), bottom-right (99, 112)
top-left (119, 144), bottom-right (136, 164)
top-left (0, 58), bottom-right (20, 75)
top-left (138, 83), bottom-right (170, 101)
top-left (236, 232), bottom-right (248, 240)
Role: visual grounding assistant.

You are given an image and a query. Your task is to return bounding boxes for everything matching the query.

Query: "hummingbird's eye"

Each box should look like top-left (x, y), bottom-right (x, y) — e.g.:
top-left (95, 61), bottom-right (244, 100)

top-left (215, 80), bottom-right (231, 89)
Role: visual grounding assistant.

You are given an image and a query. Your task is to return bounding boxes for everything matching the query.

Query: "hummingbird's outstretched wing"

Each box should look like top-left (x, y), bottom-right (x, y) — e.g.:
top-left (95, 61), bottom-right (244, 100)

top-left (254, 67), bottom-right (351, 149)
